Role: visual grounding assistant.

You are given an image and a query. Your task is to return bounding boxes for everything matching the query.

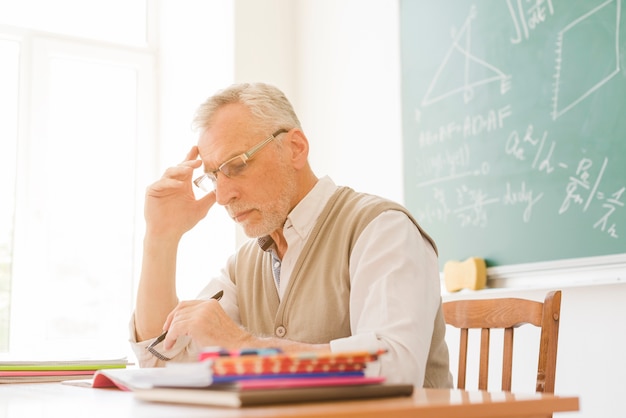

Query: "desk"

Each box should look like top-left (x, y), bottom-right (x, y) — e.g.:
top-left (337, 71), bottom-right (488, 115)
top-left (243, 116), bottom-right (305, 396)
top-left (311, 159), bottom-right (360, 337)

top-left (0, 383), bottom-right (579, 418)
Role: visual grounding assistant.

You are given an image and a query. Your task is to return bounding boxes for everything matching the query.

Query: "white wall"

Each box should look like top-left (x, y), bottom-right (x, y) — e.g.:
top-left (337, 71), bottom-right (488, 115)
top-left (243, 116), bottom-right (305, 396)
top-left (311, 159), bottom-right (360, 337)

top-left (157, 1), bottom-right (237, 299)
top-left (235, 0), bottom-right (403, 203)
top-left (233, 1), bottom-right (626, 417)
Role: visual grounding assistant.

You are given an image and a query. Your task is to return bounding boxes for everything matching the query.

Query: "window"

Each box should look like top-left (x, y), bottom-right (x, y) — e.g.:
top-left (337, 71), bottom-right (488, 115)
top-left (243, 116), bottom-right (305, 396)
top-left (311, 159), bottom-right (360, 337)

top-left (0, 1), bottom-right (235, 358)
top-left (0, 0), bottom-right (147, 47)
top-left (0, 25), bottom-right (155, 357)
top-left (0, 38), bottom-right (20, 352)
top-left (8, 37), bottom-right (155, 356)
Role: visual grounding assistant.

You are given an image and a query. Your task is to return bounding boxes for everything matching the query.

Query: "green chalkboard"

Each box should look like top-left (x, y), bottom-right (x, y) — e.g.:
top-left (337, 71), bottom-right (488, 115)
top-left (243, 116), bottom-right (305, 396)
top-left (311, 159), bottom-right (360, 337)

top-left (400, 0), bottom-right (626, 268)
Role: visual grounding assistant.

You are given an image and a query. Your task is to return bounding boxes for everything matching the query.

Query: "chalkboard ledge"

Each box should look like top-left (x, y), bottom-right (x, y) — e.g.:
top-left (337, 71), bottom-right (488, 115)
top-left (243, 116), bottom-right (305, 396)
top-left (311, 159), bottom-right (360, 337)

top-left (440, 254), bottom-right (626, 296)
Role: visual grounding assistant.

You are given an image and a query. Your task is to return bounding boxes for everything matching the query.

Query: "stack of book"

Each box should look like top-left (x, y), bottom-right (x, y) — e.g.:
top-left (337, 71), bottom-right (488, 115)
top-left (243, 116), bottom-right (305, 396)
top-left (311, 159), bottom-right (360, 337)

top-left (0, 356), bottom-right (129, 383)
top-left (87, 348), bottom-right (414, 407)
top-left (203, 347), bottom-right (379, 382)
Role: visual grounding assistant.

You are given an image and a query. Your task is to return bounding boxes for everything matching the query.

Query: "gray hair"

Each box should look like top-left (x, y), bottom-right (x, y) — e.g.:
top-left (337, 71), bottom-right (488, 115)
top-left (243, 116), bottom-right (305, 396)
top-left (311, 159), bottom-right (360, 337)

top-left (193, 82), bottom-right (302, 133)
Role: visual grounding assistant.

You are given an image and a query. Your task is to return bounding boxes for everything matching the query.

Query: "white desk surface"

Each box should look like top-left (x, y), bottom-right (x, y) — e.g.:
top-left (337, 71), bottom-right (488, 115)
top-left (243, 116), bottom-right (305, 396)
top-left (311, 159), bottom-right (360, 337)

top-left (0, 382), bottom-right (579, 418)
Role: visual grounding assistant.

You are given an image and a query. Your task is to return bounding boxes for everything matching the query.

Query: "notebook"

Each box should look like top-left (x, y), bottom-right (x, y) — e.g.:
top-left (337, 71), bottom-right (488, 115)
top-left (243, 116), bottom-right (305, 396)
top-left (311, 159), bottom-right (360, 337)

top-left (72, 349), bottom-right (384, 391)
top-left (133, 381), bottom-right (414, 408)
top-left (0, 355), bottom-right (128, 384)
top-left (64, 362), bottom-right (213, 391)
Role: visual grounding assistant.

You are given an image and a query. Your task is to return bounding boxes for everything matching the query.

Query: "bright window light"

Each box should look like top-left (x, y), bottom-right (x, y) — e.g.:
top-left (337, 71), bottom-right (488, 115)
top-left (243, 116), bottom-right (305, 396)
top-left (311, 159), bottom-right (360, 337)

top-left (7, 38), bottom-right (153, 357)
top-left (0, 0), bottom-right (147, 46)
top-left (0, 39), bottom-right (19, 352)
top-left (0, 1), bottom-right (235, 360)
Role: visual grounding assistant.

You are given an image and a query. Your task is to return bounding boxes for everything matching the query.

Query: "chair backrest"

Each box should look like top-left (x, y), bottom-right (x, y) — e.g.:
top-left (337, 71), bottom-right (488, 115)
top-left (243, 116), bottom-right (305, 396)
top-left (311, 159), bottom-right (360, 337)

top-left (442, 290), bottom-right (561, 393)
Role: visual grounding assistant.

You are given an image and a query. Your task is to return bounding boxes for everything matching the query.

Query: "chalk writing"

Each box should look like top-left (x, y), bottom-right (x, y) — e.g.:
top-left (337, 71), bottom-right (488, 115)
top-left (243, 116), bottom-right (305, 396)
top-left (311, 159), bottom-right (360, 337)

top-left (414, 188), bottom-right (452, 224)
top-left (505, 125), bottom-right (562, 175)
top-left (530, 132), bottom-right (558, 174)
top-left (507, 0), bottom-right (555, 44)
top-left (559, 157), bottom-right (606, 214)
top-left (594, 187), bottom-right (625, 238)
top-left (453, 185), bottom-right (498, 227)
top-left (421, 5), bottom-right (511, 107)
top-left (552, 0), bottom-right (621, 119)
top-left (415, 143), bottom-right (471, 179)
top-left (417, 105), bottom-right (512, 148)
top-left (503, 181), bottom-right (544, 222)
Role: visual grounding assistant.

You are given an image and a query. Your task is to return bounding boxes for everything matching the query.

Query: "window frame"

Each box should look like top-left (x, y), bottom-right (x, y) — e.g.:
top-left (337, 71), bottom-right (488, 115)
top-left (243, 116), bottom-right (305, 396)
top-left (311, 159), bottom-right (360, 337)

top-left (0, 22), bottom-right (157, 355)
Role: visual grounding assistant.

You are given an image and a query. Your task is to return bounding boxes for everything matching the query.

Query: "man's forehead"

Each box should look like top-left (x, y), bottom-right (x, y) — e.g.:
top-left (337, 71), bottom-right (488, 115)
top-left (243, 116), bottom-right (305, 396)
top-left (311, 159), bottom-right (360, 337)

top-left (197, 124), bottom-right (262, 168)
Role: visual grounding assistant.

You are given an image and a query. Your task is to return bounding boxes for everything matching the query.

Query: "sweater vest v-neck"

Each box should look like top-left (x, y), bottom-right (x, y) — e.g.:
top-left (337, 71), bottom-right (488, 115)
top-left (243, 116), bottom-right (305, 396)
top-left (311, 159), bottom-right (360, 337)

top-left (227, 186), bottom-right (451, 388)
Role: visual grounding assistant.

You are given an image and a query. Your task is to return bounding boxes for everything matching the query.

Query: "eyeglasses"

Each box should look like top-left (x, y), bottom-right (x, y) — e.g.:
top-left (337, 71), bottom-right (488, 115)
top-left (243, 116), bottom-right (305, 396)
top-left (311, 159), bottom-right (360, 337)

top-left (193, 129), bottom-right (288, 192)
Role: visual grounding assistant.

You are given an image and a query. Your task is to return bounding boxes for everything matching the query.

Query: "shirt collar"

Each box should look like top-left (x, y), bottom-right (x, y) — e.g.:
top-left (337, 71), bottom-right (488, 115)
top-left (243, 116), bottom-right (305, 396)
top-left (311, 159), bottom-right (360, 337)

top-left (256, 176), bottom-right (337, 251)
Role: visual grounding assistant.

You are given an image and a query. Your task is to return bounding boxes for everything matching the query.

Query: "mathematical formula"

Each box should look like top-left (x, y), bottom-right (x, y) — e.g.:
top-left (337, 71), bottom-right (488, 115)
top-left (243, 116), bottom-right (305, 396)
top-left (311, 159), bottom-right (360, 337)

top-left (406, 0), bottom-right (624, 242)
top-left (413, 115), bottom-right (624, 239)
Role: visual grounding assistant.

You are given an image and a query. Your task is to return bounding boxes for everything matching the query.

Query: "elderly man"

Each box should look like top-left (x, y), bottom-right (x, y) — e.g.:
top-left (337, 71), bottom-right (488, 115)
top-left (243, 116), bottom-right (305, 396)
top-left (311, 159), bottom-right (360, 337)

top-left (130, 82), bottom-right (452, 388)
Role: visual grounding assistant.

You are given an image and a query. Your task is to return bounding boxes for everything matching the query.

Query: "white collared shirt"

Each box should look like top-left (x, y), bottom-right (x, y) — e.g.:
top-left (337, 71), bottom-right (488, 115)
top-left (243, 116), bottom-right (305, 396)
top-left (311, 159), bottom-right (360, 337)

top-left (275, 176), bottom-right (338, 298)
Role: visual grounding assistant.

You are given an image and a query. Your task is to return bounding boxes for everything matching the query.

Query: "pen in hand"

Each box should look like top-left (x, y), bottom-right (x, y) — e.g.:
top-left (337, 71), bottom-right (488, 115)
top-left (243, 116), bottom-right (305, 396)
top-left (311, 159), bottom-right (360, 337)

top-left (146, 289), bottom-right (224, 361)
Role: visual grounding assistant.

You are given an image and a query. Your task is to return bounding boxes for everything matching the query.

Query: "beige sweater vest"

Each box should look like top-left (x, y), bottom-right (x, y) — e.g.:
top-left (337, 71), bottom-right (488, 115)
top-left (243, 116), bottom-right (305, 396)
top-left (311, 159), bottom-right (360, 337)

top-left (227, 187), bottom-right (452, 388)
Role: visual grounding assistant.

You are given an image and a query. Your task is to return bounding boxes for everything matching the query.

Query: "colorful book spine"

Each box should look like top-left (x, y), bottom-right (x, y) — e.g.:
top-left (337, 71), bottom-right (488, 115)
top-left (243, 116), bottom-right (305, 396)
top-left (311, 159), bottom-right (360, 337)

top-left (199, 348), bottom-right (385, 380)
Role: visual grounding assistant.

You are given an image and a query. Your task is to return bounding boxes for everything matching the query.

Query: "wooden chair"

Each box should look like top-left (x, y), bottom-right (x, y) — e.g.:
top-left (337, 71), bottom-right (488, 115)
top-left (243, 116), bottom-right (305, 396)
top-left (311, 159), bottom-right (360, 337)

top-left (442, 290), bottom-right (561, 393)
